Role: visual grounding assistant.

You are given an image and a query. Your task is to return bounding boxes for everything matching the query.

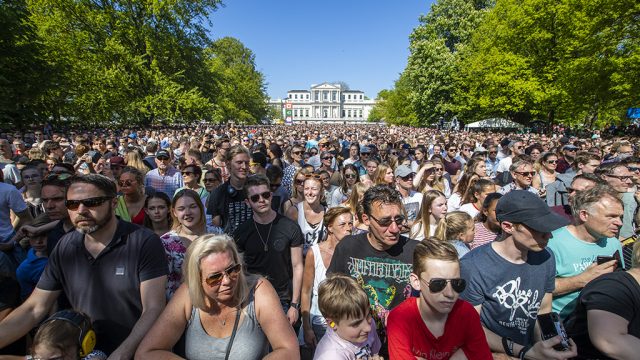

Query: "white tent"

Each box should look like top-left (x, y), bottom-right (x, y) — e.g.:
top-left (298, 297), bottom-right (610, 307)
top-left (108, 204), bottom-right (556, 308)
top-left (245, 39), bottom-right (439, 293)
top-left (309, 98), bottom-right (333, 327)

top-left (466, 118), bottom-right (524, 129)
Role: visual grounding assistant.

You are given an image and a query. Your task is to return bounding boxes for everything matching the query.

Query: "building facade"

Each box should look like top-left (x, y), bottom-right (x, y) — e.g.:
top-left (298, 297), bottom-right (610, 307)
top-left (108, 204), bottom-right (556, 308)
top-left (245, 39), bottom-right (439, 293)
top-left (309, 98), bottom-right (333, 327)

top-left (268, 83), bottom-right (376, 124)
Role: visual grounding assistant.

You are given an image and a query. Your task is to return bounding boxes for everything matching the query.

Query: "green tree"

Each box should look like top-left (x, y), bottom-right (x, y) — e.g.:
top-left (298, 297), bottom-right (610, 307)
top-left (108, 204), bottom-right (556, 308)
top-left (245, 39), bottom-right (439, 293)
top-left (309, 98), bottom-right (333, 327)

top-left (404, 0), bottom-right (490, 125)
top-left (0, 0), bottom-right (52, 127)
top-left (206, 37), bottom-right (268, 124)
top-left (368, 74), bottom-right (418, 125)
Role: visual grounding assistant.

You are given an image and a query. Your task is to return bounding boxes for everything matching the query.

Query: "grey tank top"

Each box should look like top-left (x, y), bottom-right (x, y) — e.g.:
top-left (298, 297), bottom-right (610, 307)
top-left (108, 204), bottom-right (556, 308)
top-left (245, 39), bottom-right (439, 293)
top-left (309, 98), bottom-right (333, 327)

top-left (185, 288), bottom-right (269, 360)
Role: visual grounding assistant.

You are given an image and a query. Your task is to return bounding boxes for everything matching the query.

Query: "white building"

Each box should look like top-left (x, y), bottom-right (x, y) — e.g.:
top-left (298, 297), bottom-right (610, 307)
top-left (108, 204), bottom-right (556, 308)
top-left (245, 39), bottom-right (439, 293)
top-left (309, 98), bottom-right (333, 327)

top-left (268, 82), bottom-right (377, 124)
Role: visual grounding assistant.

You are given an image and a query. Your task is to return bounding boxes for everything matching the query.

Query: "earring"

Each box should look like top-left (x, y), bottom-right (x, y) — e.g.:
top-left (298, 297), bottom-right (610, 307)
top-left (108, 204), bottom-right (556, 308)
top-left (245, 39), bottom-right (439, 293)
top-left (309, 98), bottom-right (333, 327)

top-left (329, 321), bottom-right (336, 328)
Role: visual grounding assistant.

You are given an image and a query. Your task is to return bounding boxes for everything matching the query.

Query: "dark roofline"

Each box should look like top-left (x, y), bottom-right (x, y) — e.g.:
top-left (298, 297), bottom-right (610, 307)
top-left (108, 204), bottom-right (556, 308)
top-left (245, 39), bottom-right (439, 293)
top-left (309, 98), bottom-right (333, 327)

top-left (288, 90), bottom-right (310, 92)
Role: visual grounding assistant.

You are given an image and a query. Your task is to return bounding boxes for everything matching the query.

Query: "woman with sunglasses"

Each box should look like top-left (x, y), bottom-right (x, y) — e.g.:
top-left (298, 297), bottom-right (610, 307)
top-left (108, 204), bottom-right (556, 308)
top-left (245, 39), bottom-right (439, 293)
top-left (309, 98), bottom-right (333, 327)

top-left (136, 234), bottom-right (299, 360)
top-left (161, 189), bottom-right (207, 299)
top-left (282, 167), bottom-right (313, 215)
top-left (143, 192), bottom-right (173, 237)
top-left (175, 164), bottom-right (208, 206)
top-left (387, 238), bottom-right (491, 359)
top-left (203, 168), bottom-right (222, 193)
top-left (114, 167), bottom-right (146, 225)
top-left (286, 173), bottom-right (326, 255)
top-left (329, 165), bottom-right (359, 208)
top-left (532, 152), bottom-right (558, 198)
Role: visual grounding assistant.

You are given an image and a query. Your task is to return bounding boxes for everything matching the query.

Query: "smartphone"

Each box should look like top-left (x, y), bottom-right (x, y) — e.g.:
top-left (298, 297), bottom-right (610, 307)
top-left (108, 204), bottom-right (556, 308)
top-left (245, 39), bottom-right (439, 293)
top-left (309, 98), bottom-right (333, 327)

top-left (596, 251), bottom-right (621, 268)
top-left (538, 312), bottom-right (570, 351)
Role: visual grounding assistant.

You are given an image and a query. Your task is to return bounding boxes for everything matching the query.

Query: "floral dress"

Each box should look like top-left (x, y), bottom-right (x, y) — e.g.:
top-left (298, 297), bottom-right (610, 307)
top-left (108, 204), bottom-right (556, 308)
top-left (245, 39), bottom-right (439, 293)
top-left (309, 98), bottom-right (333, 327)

top-left (160, 231), bottom-right (188, 299)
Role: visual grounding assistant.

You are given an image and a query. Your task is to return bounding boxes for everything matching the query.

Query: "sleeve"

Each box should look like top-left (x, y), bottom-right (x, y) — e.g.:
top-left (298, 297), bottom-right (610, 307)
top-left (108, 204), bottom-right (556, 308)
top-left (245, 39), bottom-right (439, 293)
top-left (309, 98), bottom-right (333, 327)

top-left (544, 250), bottom-right (556, 293)
top-left (288, 220), bottom-right (304, 247)
top-left (36, 239), bottom-right (67, 291)
top-left (138, 232), bottom-right (170, 282)
top-left (0, 276), bottom-right (20, 311)
top-left (8, 187), bottom-right (27, 213)
top-left (459, 257), bottom-right (485, 306)
top-left (207, 187), bottom-right (224, 217)
top-left (386, 304), bottom-right (415, 359)
top-left (581, 276), bottom-right (636, 322)
top-left (461, 302), bottom-right (493, 360)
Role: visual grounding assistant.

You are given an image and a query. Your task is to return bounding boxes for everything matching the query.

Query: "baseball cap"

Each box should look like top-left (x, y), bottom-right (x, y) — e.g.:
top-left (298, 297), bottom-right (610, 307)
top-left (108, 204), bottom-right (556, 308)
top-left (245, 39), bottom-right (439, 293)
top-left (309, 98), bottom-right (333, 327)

top-left (360, 145), bottom-right (371, 153)
top-left (495, 190), bottom-right (569, 233)
top-left (394, 165), bottom-right (414, 178)
top-left (562, 144), bottom-right (578, 151)
top-left (109, 156), bottom-right (125, 167)
top-left (156, 149), bottom-right (170, 158)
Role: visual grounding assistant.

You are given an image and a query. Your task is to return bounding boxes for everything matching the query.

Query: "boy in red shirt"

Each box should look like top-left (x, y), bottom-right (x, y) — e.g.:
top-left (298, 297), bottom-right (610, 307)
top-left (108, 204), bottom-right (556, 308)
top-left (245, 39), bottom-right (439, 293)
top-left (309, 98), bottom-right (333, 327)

top-left (387, 238), bottom-right (491, 360)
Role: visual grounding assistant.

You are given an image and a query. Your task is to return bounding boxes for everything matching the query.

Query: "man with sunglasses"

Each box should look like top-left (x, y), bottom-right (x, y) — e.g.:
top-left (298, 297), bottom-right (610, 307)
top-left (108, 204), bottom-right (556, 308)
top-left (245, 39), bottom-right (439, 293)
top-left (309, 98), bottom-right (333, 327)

top-left (0, 174), bottom-right (168, 358)
top-left (282, 143), bottom-right (305, 196)
top-left (498, 158), bottom-right (540, 196)
top-left (328, 185), bottom-right (417, 356)
top-left (595, 162), bottom-right (636, 239)
top-left (486, 145), bottom-right (500, 178)
top-left (387, 240), bottom-right (492, 359)
top-left (443, 143), bottom-right (462, 184)
top-left (460, 190), bottom-right (578, 360)
top-left (556, 144), bottom-right (579, 174)
top-left (234, 174), bottom-right (304, 326)
top-left (144, 149), bottom-right (183, 198)
top-left (394, 165), bottom-right (422, 230)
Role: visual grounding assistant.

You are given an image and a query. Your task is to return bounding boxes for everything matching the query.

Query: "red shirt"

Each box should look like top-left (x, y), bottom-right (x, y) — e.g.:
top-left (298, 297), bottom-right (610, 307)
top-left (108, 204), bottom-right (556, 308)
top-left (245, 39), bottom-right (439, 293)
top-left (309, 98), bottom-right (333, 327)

top-left (387, 297), bottom-right (491, 360)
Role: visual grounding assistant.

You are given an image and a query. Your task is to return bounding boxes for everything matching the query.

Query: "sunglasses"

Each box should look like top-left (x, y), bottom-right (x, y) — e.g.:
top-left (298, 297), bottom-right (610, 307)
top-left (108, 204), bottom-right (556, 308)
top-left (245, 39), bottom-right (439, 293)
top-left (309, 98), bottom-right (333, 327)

top-left (424, 167), bottom-right (435, 173)
top-left (400, 174), bottom-right (414, 181)
top-left (295, 179), bottom-right (306, 185)
top-left (516, 146), bottom-right (525, 150)
top-left (628, 167), bottom-right (640, 173)
top-left (344, 174), bottom-right (357, 179)
top-left (305, 173), bottom-right (322, 180)
top-left (514, 171), bottom-right (536, 177)
top-left (435, 167), bottom-right (443, 171)
top-left (205, 263), bottom-right (242, 287)
top-left (448, 149), bottom-right (457, 152)
top-left (489, 151), bottom-right (497, 154)
top-left (23, 175), bottom-right (41, 180)
top-left (65, 196), bottom-right (113, 210)
top-left (546, 160), bottom-right (557, 164)
top-left (204, 178), bottom-right (219, 183)
top-left (369, 214), bottom-right (406, 227)
top-left (156, 156), bottom-right (170, 161)
top-left (422, 278), bottom-right (467, 293)
top-left (181, 171), bottom-right (195, 176)
top-left (322, 156), bottom-right (333, 160)
top-left (292, 151), bottom-right (303, 155)
top-left (249, 191), bottom-right (271, 203)
top-left (118, 179), bottom-right (134, 187)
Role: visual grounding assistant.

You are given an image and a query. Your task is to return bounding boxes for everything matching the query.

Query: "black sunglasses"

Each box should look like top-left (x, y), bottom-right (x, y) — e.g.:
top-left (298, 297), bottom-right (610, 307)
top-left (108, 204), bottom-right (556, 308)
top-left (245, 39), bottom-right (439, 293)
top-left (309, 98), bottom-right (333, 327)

top-left (292, 151), bottom-right (303, 155)
top-left (322, 156), bottom-right (333, 160)
top-left (65, 196), bottom-right (113, 210)
top-left (422, 278), bottom-right (467, 293)
top-left (118, 179), bottom-right (134, 187)
top-left (181, 171), bottom-right (195, 176)
top-left (344, 174), bottom-right (357, 179)
top-left (204, 178), bottom-right (219, 183)
top-left (205, 263), bottom-right (242, 286)
top-left (369, 214), bottom-right (406, 227)
top-left (249, 191), bottom-right (271, 203)
top-left (514, 171), bottom-right (536, 177)
top-left (156, 156), bottom-right (170, 161)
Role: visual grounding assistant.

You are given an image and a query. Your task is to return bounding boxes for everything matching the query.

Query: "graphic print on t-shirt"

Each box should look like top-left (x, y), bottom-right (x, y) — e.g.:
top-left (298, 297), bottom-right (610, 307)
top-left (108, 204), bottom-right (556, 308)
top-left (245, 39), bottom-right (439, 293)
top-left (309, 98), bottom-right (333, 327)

top-left (492, 277), bottom-right (541, 336)
top-left (226, 201), bottom-right (252, 234)
top-left (404, 201), bottom-right (420, 221)
top-left (348, 256), bottom-right (413, 339)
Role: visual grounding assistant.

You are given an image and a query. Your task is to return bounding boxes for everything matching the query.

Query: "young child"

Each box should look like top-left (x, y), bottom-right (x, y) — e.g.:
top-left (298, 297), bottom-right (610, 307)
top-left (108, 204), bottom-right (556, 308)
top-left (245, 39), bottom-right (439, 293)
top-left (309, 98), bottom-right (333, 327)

top-left (387, 240), bottom-right (491, 359)
top-left (27, 310), bottom-right (106, 360)
top-left (434, 211), bottom-right (475, 258)
top-left (313, 274), bottom-right (382, 360)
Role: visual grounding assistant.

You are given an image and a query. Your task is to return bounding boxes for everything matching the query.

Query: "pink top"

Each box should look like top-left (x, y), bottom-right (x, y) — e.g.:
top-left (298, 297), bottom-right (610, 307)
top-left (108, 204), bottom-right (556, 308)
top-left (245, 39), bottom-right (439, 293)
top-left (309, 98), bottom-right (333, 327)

top-left (313, 318), bottom-right (381, 360)
top-left (470, 222), bottom-right (498, 250)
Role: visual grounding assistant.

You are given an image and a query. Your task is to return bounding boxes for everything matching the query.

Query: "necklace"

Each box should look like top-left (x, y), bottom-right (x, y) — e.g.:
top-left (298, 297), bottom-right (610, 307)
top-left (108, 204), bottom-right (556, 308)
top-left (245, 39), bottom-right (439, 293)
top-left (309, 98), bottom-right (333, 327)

top-left (217, 307), bottom-right (239, 326)
top-left (254, 220), bottom-right (273, 252)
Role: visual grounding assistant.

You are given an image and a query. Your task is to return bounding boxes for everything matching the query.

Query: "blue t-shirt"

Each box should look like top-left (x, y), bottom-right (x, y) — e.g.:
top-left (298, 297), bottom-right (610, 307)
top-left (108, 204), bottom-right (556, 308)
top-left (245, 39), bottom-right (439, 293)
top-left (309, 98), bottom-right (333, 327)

top-left (547, 226), bottom-right (624, 320)
top-left (460, 243), bottom-right (555, 346)
top-left (16, 248), bottom-right (48, 299)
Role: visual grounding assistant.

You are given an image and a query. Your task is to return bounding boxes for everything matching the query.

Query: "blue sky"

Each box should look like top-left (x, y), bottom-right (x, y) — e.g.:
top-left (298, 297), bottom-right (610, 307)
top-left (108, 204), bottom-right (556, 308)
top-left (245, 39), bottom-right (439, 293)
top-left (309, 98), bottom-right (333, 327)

top-left (208, 0), bottom-right (432, 99)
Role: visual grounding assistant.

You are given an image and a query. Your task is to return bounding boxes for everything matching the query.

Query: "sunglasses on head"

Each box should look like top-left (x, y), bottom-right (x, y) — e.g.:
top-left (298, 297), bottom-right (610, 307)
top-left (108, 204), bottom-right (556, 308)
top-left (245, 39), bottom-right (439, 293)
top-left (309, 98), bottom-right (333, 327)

top-left (205, 263), bottom-right (242, 287)
top-left (118, 179), bottom-right (134, 187)
top-left (305, 173), bottom-right (322, 180)
top-left (628, 166), bottom-right (640, 173)
top-left (422, 278), bottom-right (467, 293)
top-left (369, 214), bottom-right (406, 227)
top-left (46, 173), bottom-right (73, 181)
top-left (249, 191), bottom-right (271, 203)
top-left (65, 196), bottom-right (113, 210)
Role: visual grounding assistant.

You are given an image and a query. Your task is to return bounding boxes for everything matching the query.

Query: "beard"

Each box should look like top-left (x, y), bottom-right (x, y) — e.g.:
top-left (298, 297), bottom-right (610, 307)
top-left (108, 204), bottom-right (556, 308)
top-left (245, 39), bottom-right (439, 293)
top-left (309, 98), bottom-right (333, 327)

top-left (74, 204), bottom-right (112, 234)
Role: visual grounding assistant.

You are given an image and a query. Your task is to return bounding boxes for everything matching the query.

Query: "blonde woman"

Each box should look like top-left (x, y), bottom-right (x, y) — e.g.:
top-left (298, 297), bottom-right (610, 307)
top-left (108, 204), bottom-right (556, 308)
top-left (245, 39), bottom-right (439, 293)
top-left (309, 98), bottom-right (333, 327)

top-left (124, 148), bottom-right (150, 175)
top-left (434, 211), bottom-right (475, 258)
top-left (373, 163), bottom-right (394, 187)
top-left (282, 167), bottom-right (313, 215)
top-left (410, 190), bottom-right (448, 241)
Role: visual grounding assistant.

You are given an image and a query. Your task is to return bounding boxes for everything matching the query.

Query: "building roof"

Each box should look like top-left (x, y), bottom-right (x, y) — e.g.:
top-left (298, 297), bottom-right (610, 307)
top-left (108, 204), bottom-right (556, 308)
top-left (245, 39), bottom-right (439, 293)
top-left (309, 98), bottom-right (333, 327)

top-left (288, 90), bottom-right (310, 93)
top-left (342, 90), bottom-right (364, 93)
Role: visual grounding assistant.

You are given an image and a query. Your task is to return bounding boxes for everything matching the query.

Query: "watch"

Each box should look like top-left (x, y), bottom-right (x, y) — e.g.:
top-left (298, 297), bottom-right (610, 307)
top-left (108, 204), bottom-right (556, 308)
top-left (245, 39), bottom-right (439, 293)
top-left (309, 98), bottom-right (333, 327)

top-left (290, 302), bottom-right (301, 311)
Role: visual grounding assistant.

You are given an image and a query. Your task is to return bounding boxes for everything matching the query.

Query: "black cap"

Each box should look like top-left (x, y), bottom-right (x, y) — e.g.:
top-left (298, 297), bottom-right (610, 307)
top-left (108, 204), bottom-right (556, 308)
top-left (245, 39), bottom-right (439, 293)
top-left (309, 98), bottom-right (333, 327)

top-left (496, 190), bottom-right (569, 232)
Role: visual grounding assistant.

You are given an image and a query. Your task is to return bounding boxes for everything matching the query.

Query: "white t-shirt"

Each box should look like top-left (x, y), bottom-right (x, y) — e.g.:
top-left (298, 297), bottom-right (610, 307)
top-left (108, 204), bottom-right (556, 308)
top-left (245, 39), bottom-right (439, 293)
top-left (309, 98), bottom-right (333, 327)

top-left (402, 191), bottom-right (423, 222)
top-left (459, 203), bottom-right (480, 219)
top-left (496, 156), bottom-right (512, 174)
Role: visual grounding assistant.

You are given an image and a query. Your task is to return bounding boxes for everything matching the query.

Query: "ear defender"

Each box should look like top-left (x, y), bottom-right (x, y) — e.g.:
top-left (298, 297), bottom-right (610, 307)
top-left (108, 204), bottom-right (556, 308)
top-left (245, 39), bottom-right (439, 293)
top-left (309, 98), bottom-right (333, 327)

top-left (43, 310), bottom-right (96, 357)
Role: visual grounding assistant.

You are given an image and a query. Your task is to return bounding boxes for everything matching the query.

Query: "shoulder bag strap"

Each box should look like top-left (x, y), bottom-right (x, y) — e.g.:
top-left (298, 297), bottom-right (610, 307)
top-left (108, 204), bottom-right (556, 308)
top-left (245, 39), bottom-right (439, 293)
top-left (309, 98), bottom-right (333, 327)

top-left (224, 307), bottom-right (241, 360)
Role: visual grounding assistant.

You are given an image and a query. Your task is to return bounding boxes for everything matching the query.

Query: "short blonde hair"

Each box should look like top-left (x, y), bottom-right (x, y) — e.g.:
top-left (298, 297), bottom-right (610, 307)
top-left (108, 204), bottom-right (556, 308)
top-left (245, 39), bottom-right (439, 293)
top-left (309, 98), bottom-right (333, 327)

top-left (184, 234), bottom-right (254, 310)
top-left (318, 274), bottom-right (369, 321)
top-left (434, 211), bottom-right (473, 242)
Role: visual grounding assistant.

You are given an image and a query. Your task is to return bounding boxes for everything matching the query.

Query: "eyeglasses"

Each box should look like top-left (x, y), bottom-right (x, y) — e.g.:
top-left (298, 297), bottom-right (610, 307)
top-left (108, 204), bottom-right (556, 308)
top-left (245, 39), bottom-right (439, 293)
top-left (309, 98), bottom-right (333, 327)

top-left (249, 191), bottom-right (271, 203)
top-left (368, 214), bottom-right (406, 227)
top-left (546, 160), bottom-right (558, 164)
top-left (65, 196), bottom-right (113, 210)
top-left (605, 174), bottom-right (633, 181)
top-left (400, 174), bottom-right (414, 181)
top-left (421, 278), bottom-right (467, 293)
top-left (344, 174), bottom-right (357, 179)
top-left (118, 179), bottom-right (135, 187)
top-left (156, 156), bottom-right (169, 161)
top-left (514, 171), bottom-right (536, 177)
top-left (205, 263), bottom-right (242, 287)
top-left (292, 151), bottom-right (303, 155)
top-left (181, 171), bottom-right (195, 176)
top-left (204, 178), bottom-right (219, 183)
top-left (305, 173), bottom-right (322, 180)
top-left (489, 151), bottom-right (497, 154)
top-left (322, 156), bottom-right (333, 160)
top-left (628, 167), bottom-right (640, 173)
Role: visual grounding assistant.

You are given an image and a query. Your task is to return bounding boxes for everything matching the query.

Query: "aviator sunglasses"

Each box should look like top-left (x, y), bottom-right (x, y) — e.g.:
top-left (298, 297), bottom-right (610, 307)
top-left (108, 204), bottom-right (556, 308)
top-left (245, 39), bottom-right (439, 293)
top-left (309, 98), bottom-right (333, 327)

top-left (422, 278), bottom-right (467, 293)
top-left (205, 263), bottom-right (242, 286)
top-left (249, 191), bottom-right (271, 203)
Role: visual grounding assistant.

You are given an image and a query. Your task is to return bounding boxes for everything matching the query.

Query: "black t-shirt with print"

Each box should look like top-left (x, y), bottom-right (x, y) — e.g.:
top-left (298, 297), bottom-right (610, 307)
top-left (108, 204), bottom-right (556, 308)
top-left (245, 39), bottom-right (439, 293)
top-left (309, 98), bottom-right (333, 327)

top-left (207, 181), bottom-right (253, 234)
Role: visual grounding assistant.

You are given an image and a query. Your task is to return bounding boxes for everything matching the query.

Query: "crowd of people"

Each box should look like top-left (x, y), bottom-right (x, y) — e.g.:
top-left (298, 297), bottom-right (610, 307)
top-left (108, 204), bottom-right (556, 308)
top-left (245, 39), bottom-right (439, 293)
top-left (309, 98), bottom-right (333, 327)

top-left (0, 123), bottom-right (639, 360)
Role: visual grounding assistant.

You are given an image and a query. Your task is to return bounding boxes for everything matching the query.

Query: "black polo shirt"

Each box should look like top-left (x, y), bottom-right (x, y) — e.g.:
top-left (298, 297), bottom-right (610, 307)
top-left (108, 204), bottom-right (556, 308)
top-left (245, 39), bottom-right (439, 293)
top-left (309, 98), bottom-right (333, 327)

top-left (37, 220), bottom-right (168, 355)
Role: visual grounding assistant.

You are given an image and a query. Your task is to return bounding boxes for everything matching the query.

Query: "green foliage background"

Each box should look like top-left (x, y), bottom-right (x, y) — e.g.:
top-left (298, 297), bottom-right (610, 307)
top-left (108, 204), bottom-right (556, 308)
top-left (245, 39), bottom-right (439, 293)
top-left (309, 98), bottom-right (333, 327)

top-left (0, 0), bottom-right (268, 128)
top-left (369, 0), bottom-right (640, 128)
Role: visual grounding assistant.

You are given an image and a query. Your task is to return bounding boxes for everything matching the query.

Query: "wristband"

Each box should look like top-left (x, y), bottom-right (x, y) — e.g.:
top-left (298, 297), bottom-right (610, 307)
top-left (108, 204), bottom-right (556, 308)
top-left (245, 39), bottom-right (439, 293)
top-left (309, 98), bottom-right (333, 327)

top-left (518, 345), bottom-right (531, 360)
top-left (502, 337), bottom-right (515, 357)
top-left (289, 302), bottom-right (301, 311)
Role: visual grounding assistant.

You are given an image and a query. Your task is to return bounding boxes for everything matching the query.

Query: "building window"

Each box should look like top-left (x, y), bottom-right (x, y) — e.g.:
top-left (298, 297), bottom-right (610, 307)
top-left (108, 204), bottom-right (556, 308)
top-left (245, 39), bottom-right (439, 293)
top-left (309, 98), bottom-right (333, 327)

top-left (342, 110), bottom-right (346, 117)
top-left (305, 109), bottom-right (309, 117)
top-left (294, 109), bottom-right (298, 117)
top-left (348, 110), bottom-right (352, 117)
top-left (294, 94), bottom-right (298, 99)
top-left (306, 94), bottom-right (309, 100)
top-left (323, 91), bottom-right (328, 101)
top-left (315, 91), bottom-right (319, 101)
top-left (288, 94), bottom-right (291, 99)
top-left (360, 95), bottom-right (363, 100)
top-left (332, 91), bottom-right (337, 101)
top-left (359, 109), bottom-right (363, 118)
top-left (348, 94), bottom-right (351, 100)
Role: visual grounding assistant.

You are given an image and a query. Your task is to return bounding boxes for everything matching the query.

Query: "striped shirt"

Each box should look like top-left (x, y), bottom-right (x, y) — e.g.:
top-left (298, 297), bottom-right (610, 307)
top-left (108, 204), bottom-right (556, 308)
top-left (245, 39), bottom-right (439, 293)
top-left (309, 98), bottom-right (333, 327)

top-left (470, 222), bottom-right (498, 250)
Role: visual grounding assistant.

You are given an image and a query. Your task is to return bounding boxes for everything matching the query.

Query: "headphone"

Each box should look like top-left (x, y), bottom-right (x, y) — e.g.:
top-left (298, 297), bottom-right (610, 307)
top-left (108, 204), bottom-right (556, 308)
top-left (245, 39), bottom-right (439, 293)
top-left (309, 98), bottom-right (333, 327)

top-left (43, 310), bottom-right (96, 357)
top-left (227, 183), bottom-right (239, 198)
